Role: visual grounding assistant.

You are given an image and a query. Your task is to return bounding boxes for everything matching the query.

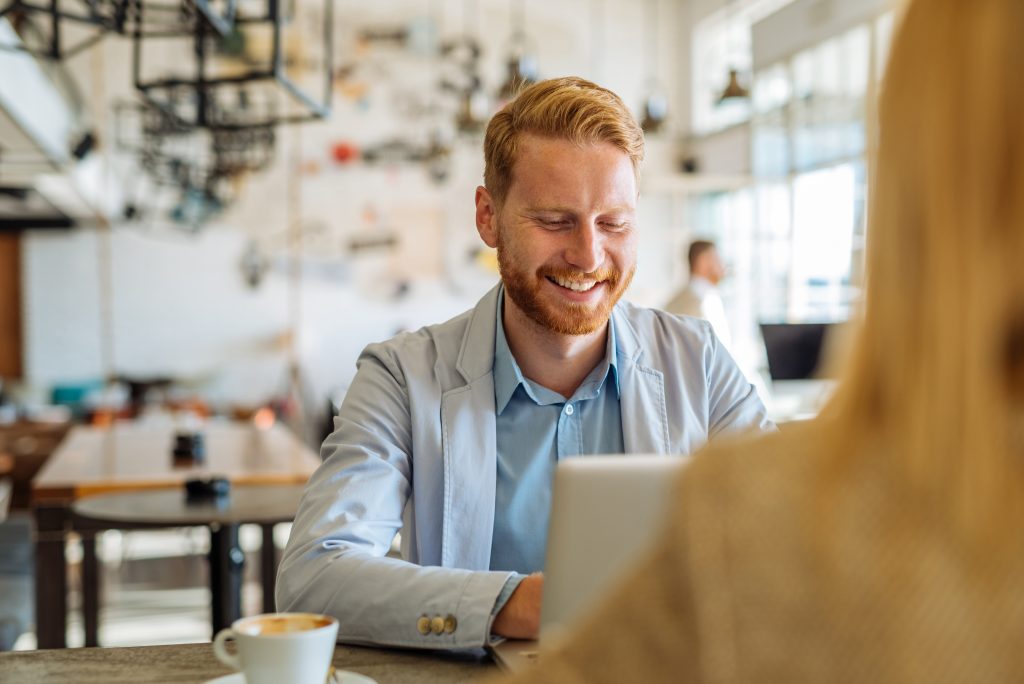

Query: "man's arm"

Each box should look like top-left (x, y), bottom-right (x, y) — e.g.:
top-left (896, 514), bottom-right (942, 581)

top-left (492, 573), bottom-right (544, 639)
top-left (276, 350), bottom-right (512, 649)
top-left (706, 331), bottom-right (775, 437)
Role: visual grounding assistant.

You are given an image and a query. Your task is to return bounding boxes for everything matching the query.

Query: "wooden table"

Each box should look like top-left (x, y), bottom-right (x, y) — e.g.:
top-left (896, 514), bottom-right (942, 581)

top-left (0, 641), bottom-right (497, 683)
top-left (31, 421), bottom-right (321, 649)
top-left (73, 485), bottom-right (306, 643)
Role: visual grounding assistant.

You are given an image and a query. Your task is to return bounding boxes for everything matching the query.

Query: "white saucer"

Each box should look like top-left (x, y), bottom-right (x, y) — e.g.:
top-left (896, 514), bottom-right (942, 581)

top-left (205, 671), bottom-right (377, 684)
top-left (205, 675), bottom-right (244, 684)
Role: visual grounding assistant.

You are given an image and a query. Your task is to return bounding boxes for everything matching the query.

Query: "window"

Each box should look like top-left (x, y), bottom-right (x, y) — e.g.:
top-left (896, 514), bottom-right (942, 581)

top-left (688, 12), bottom-right (893, 376)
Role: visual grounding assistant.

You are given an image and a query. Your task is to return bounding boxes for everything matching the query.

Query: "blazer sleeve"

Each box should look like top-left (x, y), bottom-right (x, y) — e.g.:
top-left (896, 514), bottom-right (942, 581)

top-left (706, 332), bottom-right (775, 438)
top-left (275, 349), bottom-right (512, 649)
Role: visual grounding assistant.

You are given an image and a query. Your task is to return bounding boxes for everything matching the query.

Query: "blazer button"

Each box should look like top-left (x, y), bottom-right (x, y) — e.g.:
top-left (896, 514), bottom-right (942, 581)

top-left (417, 616), bottom-right (431, 635)
top-left (431, 616), bottom-right (445, 635)
top-left (444, 615), bottom-right (457, 634)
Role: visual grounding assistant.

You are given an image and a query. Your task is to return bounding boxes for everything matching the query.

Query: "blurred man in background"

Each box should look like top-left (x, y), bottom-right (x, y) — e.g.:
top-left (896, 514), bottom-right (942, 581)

top-left (664, 239), bottom-right (730, 346)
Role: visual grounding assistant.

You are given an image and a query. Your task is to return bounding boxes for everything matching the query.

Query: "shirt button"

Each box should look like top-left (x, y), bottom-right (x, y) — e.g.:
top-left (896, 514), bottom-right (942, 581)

top-left (444, 615), bottom-right (458, 634)
top-left (431, 616), bottom-right (445, 635)
top-left (564, 403), bottom-right (574, 416)
top-left (417, 616), bottom-right (431, 635)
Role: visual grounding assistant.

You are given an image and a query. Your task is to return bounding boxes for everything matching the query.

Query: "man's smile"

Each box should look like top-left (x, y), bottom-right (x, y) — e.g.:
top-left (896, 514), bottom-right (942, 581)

top-left (546, 275), bottom-right (601, 293)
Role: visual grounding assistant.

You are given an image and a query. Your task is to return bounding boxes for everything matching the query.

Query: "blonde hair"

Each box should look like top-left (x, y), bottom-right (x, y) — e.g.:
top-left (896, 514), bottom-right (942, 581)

top-left (483, 76), bottom-right (645, 205)
top-left (822, 0), bottom-right (1024, 540)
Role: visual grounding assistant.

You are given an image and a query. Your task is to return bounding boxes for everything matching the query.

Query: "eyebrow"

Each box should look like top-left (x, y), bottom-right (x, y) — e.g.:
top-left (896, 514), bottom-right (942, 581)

top-left (525, 205), bottom-right (635, 214)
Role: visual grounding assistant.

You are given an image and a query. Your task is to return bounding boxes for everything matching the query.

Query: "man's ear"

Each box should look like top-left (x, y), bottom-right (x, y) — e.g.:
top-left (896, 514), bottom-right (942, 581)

top-left (475, 186), bottom-right (499, 248)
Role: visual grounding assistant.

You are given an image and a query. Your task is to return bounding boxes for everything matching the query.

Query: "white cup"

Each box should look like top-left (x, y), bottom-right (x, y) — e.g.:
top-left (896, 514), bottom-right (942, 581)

top-left (212, 612), bottom-right (339, 684)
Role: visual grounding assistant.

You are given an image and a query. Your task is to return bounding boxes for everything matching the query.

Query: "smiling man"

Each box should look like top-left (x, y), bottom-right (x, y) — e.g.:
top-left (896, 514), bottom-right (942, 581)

top-left (277, 77), bottom-right (772, 649)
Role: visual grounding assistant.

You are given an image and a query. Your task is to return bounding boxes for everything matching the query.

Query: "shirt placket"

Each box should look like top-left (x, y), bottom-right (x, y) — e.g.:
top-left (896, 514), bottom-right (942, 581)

top-left (556, 400), bottom-right (583, 458)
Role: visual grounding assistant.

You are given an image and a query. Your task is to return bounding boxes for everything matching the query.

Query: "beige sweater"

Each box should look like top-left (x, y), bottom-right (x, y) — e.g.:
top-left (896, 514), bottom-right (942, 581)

top-left (490, 422), bottom-right (1024, 683)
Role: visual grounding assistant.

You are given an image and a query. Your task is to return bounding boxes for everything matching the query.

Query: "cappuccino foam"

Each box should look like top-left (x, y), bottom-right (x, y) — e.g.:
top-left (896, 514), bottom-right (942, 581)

top-left (241, 614), bottom-right (332, 636)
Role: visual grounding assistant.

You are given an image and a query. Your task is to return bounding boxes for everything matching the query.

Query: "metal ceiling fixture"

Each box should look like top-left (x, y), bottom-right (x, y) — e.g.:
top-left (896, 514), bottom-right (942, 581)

top-left (114, 98), bottom-right (276, 227)
top-left (127, 0), bottom-right (237, 40)
top-left (132, 0), bottom-right (335, 130)
top-left (0, 0), bottom-right (235, 59)
top-left (0, 0), bottom-right (127, 59)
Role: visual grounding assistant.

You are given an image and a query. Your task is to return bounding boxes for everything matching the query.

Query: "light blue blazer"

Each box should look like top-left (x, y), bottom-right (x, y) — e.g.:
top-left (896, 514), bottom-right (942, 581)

top-left (277, 285), bottom-right (771, 649)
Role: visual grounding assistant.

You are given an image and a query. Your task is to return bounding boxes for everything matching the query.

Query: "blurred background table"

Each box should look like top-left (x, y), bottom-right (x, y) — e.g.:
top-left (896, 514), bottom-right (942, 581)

top-left (73, 484), bottom-right (306, 645)
top-left (0, 641), bottom-right (497, 683)
top-left (31, 421), bottom-right (321, 649)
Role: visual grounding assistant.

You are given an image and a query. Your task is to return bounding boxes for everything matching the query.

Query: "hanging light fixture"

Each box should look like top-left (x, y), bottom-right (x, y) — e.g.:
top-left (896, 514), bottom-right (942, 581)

top-left (639, 0), bottom-right (667, 133)
top-left (441, 0), bottom-right (488, 134)
top-left (459, 4), bottom-right (489, 133)
top-left (717, 67), bottom-right (749, 103)
top-left (715, 0), bottom-right (749, 105)
top-left (641, 88), bottom-right (668, 132)
top-left (496, 0), bottom-right (537, 105)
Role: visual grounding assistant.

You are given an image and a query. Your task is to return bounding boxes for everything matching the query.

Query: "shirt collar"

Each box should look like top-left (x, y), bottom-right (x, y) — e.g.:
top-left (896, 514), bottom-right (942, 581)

top-left (689, 275), bottom-right (715, 296)
top-left (493, 296), bottom-right (526, 415)
top-left (493, 287), bottom-right (621, 415)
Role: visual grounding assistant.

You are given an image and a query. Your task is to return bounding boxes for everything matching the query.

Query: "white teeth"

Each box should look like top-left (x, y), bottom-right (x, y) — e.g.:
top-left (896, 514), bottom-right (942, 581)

top-left (551, 276), bottom-right (598, 292)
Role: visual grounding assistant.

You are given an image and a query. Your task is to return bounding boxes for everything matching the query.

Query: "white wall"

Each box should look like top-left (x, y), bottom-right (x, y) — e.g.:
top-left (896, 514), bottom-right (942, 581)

top-left (21, 0), bottom-right (701, 435)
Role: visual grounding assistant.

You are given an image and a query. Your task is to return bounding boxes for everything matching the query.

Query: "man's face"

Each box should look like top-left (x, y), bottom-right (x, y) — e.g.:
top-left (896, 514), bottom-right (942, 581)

top-left (703, 248), bottom-right (726, 285)
top-left (475, 134), bottom-right (638, 336)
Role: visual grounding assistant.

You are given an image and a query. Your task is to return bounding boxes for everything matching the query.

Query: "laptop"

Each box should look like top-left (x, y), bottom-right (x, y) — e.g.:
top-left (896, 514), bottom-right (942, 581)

top-left (488, 454), bottom-right (686, 671)
top-left (759, 322), bottom-right (835, 381)
top-left (759, 322), bottom-right (840, 420)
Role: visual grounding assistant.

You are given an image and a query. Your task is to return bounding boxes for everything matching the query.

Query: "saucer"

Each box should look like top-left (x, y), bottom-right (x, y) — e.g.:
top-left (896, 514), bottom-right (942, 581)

top-left (205, 671), bottom-right (377, 684)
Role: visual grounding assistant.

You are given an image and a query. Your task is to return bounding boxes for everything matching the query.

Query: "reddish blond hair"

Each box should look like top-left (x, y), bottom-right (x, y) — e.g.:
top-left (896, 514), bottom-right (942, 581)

top-left (483, 76), bottom-right (644, 205)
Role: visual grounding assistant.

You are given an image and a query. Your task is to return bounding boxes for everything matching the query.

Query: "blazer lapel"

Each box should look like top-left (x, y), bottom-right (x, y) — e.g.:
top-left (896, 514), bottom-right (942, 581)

top-left (614, 309), bottom-right (671, 455)
top-left (440, 380), bottom-right (497, 569)
top-left (440, 284), bottom-right (501, 569)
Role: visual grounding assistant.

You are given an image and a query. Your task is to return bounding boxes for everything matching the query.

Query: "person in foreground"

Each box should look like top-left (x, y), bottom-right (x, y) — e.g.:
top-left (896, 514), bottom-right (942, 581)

top-left (489, 0), bottom-right (1024, 681)
top-left (276, 77), bottom-right (771, 649)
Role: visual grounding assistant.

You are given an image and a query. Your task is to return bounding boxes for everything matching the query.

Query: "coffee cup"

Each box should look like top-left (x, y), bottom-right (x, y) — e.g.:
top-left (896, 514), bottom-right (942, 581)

top-left (212, 612), bottom-right (338, 684)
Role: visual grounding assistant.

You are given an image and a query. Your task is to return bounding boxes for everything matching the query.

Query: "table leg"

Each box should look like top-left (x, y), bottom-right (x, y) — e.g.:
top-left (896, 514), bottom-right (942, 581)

top-left (33, 504), bottom-right (69, 649)
top-left (260, 523), bottom-right (276, 613)
top-left (81, 530), bottom-right (100, 647)
top-left (209, 523), bottom-right (243, 635)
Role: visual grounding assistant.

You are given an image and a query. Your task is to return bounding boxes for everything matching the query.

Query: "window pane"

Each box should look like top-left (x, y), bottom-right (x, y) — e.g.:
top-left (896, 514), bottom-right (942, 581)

top-left (790, 164), bottom-right (856, 320)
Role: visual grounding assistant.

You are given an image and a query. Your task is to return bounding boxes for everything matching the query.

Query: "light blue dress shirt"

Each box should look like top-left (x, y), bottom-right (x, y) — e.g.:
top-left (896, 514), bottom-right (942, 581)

top-left (487, 296), bottom-right (625, 616)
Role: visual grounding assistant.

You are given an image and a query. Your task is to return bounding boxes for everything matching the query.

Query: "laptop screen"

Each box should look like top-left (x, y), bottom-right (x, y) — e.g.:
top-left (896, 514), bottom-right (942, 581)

top-left (539, 455), bottom-right (685, 640)
top-left (759, 322), bottom-right (836, 381)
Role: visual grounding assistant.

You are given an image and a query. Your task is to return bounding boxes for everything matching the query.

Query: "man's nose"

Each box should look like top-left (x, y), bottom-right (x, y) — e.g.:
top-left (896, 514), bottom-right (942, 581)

top-left (564, 222), bottom-right (603, 273)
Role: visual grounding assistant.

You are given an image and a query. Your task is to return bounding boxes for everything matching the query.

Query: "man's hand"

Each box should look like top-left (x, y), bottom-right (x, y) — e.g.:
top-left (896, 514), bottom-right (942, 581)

top-left (492, 573), bottom-right (544, 639)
